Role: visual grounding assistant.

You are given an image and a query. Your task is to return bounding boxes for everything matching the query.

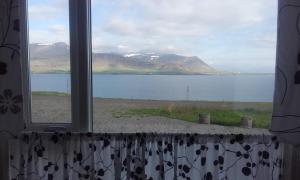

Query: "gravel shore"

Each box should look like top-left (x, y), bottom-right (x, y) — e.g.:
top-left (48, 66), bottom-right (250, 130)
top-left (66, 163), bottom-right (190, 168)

top-left (32, 95), bottom-right (271, 135)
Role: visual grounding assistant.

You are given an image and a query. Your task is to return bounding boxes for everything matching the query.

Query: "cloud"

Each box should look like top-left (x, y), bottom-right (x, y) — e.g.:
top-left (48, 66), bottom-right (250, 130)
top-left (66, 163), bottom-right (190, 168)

top-left (103, 17), bottom-right (210, 38)
top-left (98, 0), bottom-right (276, 38)
top-left (48, 24), bottom-right (67, 34)
top-left (28, 0), bottom-right (69, 44)
top-left (29, 24), bottom-right (69, 44)
top-left (91, 44), bottom-right (136, 53)
top-left (252, 33), bottom-right (277, 48)
top-left (104, 19), bottom-right (143, 36)
top-left (28, 0), bottom-right (68, 20)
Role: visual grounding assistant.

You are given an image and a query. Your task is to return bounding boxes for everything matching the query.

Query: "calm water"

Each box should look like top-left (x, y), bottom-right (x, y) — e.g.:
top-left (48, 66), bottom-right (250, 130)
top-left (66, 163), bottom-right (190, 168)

top-left (31, 74), bottom-right (275, 102)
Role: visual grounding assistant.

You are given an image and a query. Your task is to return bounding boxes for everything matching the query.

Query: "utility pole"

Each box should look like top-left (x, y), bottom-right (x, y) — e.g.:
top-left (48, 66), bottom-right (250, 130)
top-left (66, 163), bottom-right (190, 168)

top-left (186, 85), bottom-right (190, 101)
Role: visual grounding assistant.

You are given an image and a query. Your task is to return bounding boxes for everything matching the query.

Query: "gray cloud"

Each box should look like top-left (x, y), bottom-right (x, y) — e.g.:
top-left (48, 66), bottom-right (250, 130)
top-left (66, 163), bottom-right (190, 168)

top-left (29, 24), bottom-right (69, 44)
top-left (99, 0), bottom-right (276, 38)
top-left (28, 0), bottom-right (68, 20)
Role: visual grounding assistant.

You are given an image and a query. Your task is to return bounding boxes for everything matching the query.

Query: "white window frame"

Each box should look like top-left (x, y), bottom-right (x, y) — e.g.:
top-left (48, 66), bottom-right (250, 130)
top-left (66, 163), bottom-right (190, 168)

top-left (20, 0), bottom-right (93, 132)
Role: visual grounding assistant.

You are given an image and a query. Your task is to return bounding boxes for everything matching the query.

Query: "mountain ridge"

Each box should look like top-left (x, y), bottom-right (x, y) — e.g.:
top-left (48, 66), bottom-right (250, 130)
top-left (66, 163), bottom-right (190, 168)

top-left (30, 42), bottom-right (222, 75)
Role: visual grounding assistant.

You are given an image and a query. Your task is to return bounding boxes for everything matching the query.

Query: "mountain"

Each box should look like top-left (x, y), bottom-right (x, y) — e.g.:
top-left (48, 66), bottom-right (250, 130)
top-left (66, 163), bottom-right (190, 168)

top-left (29, 42), bottom-right (221, 74)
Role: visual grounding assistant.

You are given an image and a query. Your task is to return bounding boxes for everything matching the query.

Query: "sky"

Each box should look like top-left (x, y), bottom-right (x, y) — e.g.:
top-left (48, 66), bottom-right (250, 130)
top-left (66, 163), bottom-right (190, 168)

top-left (28, 0), bottom-right (278, 73)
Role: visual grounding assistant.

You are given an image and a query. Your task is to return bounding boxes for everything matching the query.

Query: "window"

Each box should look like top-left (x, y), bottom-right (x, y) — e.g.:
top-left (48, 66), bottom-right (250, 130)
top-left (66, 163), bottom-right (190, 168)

top-left (22, 0), bottom-right (92, 131)
top-left (22, 0), bottom-right (278, 132)
top-left (91, 0), bottom-right (277, 132)
top-left (28, 0), bottom-right (71, 124)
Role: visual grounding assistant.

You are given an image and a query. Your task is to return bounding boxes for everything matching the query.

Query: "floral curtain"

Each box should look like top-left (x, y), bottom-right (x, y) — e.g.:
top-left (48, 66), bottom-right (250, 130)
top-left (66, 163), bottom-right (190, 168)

top-left (0, 0), bottom-right (24, 179)
top-left (271, 0), bottom-right (300, 145)
top-left (9, 133), bottom-right (283, 180)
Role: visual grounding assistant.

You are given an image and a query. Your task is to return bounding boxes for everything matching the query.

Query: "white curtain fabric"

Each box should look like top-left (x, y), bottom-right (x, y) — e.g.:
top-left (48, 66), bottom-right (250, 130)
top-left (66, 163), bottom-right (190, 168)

top-left (9, 133), bottom-right (283, 180)
top-left (271, 0), bottom-right (300, 145)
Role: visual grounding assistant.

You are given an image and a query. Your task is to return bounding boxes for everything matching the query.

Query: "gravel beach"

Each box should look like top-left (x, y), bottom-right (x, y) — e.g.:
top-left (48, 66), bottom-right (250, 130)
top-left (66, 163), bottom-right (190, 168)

top-left (32, 95), bottom-right (271, 135)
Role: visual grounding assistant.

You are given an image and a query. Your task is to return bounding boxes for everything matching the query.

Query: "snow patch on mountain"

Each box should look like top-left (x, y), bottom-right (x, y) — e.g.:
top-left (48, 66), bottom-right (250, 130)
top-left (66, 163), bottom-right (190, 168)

top-left (150, 55), bottom-right (159, 61)
top-left (124, 53), bottom-right (141, 57)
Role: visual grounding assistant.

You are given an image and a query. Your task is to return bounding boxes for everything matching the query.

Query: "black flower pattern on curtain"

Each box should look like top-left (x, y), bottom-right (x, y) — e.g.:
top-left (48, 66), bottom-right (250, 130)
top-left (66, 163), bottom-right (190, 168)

top-left (13, 19), bottom-right (20, 32)
top-left (0, 89), bottom-right (22, 114)
top-left (0, 0), bottom-right (20, 61)
top-left (0, 61), bottom-right (7, 75)
top-left (9, 133), bottom-right (283, 180)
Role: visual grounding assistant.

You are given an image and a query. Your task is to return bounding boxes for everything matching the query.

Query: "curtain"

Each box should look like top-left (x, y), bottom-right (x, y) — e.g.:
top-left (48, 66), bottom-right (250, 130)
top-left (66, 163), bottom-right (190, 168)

top-left (0, 0), bottom-right (24, 179)
top-left (9, 133), bottom-right (283, 180)
top-left (0, 0), bottom-right (23, 129)
top-left (271, 0), bottom-right (300, 145)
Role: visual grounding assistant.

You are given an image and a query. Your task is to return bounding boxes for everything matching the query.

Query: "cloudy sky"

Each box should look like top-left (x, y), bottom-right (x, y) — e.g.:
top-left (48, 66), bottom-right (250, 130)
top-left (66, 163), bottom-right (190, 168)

top-left (28, 0), bottom-right (277, 73)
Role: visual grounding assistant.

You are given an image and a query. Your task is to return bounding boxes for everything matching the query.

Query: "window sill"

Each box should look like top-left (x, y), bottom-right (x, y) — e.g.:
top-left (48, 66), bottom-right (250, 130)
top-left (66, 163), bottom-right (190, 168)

top-left (22, 123), bottom-right (271, 136)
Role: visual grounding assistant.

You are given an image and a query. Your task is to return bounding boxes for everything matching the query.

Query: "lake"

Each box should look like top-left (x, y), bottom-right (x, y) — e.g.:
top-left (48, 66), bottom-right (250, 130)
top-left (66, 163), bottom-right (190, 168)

top-left (31, 74), bottom-right (275, 102)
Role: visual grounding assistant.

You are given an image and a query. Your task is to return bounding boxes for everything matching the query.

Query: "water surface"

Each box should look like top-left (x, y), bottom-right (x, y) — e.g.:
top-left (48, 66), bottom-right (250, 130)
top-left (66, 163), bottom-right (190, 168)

top-left (31, 74), bottom-right (274, 102)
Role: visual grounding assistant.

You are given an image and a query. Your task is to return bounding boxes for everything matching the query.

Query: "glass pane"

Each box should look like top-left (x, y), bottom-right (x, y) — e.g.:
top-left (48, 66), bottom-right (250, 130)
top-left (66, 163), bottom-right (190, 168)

top-left (92, 0), bottom-right (277, 133)
top-left (28, 0), bottom-right (71, 123)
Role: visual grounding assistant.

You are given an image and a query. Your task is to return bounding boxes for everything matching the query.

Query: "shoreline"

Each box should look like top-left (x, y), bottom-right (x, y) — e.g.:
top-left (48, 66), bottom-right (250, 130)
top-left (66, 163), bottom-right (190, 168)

top-left (32, 91), bottom-right (272, 111)
top-left (31, 72), bottom-right (275, 76)
top-left (31, 95), bottom-right (271, 134)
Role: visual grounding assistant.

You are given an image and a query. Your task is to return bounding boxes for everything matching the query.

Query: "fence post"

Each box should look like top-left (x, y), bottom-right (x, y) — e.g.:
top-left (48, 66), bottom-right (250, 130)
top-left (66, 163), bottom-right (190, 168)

top-left (240, 116), bottom-right (252, 128)
top-left (199, 113), bottom-right (210, 124)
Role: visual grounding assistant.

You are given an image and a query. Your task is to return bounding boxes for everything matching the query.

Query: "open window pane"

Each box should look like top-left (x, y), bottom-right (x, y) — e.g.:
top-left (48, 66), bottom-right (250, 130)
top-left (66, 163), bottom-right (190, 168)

top-left (91, 0), bottom-right (277, 133)
top-left (28, 0), bottom-right (71, 123)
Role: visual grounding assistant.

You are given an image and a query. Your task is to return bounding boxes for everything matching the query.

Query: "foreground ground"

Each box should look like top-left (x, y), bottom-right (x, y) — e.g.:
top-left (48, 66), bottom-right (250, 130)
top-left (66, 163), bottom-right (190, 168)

top-left (31, 92), bottom-right (271, 134)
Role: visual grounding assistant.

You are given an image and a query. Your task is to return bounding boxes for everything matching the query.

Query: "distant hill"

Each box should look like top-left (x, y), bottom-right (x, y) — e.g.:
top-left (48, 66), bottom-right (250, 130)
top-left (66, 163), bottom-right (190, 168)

top-left (29, 42), bottom-right (221, 75)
